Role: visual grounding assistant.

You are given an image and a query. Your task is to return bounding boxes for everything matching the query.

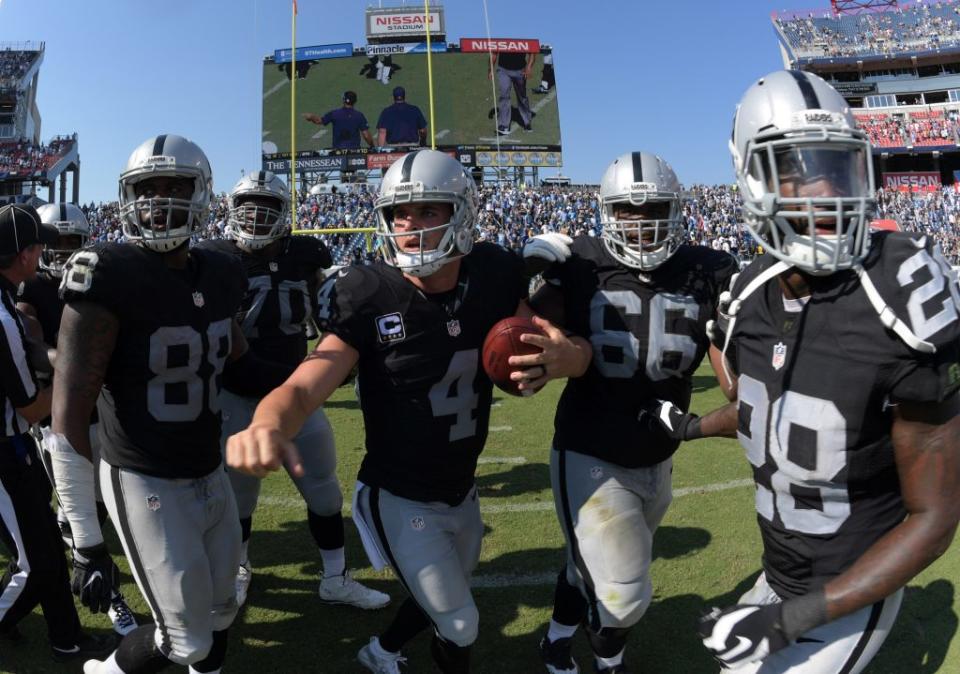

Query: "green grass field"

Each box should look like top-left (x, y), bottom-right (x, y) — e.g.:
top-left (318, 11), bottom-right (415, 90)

top-left (261, 52), bottom-right (562, 155)
top-left (2, 363), bottom-right (957, 673)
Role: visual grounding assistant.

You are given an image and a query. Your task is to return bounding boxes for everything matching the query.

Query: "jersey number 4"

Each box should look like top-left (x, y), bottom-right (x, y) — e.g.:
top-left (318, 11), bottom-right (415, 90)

top-left (428, 349), bottom-right (479, 442)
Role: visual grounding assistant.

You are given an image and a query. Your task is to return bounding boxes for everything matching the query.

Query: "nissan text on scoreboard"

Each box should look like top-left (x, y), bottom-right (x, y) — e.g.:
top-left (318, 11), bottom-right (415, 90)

top-left (261, 39), bottom-right (562, 173)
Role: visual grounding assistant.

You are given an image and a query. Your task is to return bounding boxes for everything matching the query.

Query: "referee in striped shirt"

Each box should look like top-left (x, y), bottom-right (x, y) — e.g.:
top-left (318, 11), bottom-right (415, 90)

top-left (0, 204), bottom-right (112, 661)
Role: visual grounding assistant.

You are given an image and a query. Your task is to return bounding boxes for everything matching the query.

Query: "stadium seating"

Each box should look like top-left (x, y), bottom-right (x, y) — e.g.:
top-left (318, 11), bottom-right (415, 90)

top-left (0, 48), bottom-right (40, 86)
top-left (0, 136), bottom-right (76, 179)
top-left (775, 1), bottom-right (960, 59)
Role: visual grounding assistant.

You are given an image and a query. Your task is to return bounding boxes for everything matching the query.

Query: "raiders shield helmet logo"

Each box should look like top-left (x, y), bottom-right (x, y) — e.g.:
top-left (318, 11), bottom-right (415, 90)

top-left (447, 320), bottom-right (461, 337)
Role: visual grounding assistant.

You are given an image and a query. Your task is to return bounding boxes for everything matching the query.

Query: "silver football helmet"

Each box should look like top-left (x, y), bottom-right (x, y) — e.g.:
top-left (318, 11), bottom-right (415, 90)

top-left (36, 203), bottom-right (90, 277)
top-left (374, 150), bottom-right (477, 277)
top-left (228, 170), bottom-right (290, 251)
top-left (599, 152), bottom-right (685, 271)
top-left (118, 134), bottom-right (213, 252)
top-left (730, 70), bottom-right (876, 275)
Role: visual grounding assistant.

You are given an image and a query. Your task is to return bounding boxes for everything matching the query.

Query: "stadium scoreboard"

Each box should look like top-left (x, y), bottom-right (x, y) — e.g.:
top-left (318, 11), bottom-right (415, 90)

top-left (261, 40), bottom-right (562, 174)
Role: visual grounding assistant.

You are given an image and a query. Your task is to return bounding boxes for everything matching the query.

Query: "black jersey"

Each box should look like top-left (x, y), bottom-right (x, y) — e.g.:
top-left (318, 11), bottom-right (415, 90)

top-left (59, 243), bottom-right (246, 479)
top-left (197, 236), bottom-right (330, 370)
top-left (728, 232), bottom-right (960, 599)
top-left (545, 237), bottom-right (736, 468)
top-left (18, 271), bottom-right (63, 346)
top-left (316, 243), bottom-right (527, 505)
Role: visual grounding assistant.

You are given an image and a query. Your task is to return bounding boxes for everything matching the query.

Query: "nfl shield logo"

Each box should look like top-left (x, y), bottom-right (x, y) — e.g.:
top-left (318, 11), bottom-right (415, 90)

top-left (269, 262), bottom-right (279, 272)
top-left (590, 466), bottom-right (603, 480)
top-left (772, 342), bottom-right (787, 371)
top-left (411, 516), bottom-right (425, 531)
top-left (447, 320), bottom-right (461, 337)
top-left (146, 494), bottom-right (161, 512)
top-left (192, 292), bottom-right (205, 308)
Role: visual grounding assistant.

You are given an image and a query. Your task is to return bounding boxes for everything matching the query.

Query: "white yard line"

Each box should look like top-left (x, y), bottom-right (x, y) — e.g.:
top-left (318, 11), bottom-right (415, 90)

top-left (311, 129), bottom-right (328, 140)
top-left (258, 478), bottom-right (752, 515)
top-left (263, 79), bottom-right (289, 100)
top-left (489, 426), bottom-right (512, 432)
top-left (435, 129), bottom-right (450, 140)
top-left (476, 456), bottom-right (527, 465)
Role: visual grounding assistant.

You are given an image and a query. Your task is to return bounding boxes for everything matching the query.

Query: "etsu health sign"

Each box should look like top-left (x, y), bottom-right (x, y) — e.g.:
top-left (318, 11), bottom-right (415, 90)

top-left (882, 171), bottom-right (942, 191)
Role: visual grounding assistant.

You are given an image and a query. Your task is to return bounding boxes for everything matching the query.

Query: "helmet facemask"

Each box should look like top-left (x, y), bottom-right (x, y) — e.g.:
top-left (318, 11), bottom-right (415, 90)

top-left (119, 165), bottom-right (209, 253)
top-left (375, 183), bottom-right (475, 277)
top-left (40, 228), bottom-right (87, 278)
top-left (230, 195), bottom-right (288, 251)
top-left (736, 126), bottom-right (875, 275)
top-left (601, 187), bottom-right (684, 271)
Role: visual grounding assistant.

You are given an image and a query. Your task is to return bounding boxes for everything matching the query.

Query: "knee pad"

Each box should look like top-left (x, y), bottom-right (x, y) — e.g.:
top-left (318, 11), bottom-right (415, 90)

top-left (294, 471), bottom-right (342, 517)
top-left (435, 604), bottom-right (479, 647)
top-left (212, 597), bottom-right (239, 633)
top-left (587, 626), bottom-right (631, 659)
top-left (166, 632), bottom-right (213, 667)
top-left (292, 416), bottom-right (341, 516)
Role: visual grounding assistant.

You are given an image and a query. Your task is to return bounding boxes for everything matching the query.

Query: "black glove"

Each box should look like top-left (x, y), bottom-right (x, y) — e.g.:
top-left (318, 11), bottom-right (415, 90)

top-left (698, 603), bottom-right (789, 669)
top-left (640, 399), bottom-right (702, 441)
top-left (72, 543), bottom-right (119, 614)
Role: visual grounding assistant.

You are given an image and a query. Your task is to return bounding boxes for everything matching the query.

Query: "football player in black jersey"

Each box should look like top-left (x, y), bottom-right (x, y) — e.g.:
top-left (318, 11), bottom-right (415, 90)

top-left (198, 170), bottom-right (388, 610)
top-left (519, 152), bottom-right (737, 674)
top-left (649, 71), bottom-right (960, 673)
top-left (50, 134), bottom-right (292, 674)
top-left (16, 202), bottom-right (139, 637)
top-left (228, 149), bottom-right (592, 674)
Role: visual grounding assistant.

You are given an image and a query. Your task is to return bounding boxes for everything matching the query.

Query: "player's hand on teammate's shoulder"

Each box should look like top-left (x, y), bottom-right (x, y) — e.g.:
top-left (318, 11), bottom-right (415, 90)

top-left (226, 424), bottom-right (303, 479)
top-left (508, 315), bottom-right (592, 393)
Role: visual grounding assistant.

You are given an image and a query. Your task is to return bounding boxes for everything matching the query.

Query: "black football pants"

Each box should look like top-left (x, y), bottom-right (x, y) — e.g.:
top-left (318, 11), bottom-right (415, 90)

top-left (0, 433), bottom-right (81, 648)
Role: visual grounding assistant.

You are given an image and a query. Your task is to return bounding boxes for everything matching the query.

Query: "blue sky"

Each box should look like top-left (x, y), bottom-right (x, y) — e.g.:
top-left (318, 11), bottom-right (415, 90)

top-left (0, 0), bottom-right (788, 202)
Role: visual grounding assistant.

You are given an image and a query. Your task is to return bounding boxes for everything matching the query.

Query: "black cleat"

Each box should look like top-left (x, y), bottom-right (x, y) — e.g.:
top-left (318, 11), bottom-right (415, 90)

top-left (51, 632), bottom-right (117, 663)
top-left (540, 635), bottom-right (579, 673)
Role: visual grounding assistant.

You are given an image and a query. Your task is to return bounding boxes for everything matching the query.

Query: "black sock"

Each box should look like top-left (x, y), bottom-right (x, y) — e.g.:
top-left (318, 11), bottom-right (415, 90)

top-left (115, 624), bottom-right (172, 674)
top-left (239, 516), bottom-right (253, 543)
top-left (307, 510), bottom-right (344, 550)
top-left (379, 597), bottom-right (431, 653)
top-left (430, 634), bottom-right (471, 674)
top-left (587, 626), bottom-right (630, 659)
top-left (552, 566), bottom-right (587, 627)
top-left (190, 629), bottom-right (229, 673)
top-left (96, 501), bottom-right (110, 529)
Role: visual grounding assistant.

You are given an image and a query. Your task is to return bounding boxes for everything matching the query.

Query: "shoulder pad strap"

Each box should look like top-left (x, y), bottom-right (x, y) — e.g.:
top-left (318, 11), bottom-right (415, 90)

top-left (854, 265), bottom-right (937, 354)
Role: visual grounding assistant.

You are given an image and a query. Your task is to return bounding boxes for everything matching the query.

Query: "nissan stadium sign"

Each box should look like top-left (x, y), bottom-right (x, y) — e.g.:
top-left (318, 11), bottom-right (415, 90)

top-left (882, 171), bottom-right (942, 190)
top-left (366, 7), bottom-right (445, 41)
top-left (460, 38), bottom-right (541, 53)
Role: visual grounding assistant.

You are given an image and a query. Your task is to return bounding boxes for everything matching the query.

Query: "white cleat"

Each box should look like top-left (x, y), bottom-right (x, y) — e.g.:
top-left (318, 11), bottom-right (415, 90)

top-left (319, 570), bottom-right (390, 609)
top-left (235, 562), bottom-right (253, 608)
top-left (83, 659), bottom-right (105, 674)
top-left (358, 636), bottom-right (407, 674)
top-left (108, 594), bottom-right (138, 636)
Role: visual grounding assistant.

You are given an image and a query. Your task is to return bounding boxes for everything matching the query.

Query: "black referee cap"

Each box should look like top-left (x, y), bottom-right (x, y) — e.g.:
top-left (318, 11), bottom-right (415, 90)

top-left (0, 204), bottom-right (58, 256)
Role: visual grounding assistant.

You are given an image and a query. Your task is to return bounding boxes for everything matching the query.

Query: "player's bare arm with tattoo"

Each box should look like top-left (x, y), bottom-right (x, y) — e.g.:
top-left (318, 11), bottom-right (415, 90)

top-left (821, 396), bottom-right (960, 620)
top-left (53, 302), bottom-right (119, 461)
top-left (50, 301), bottom-right (120, 613)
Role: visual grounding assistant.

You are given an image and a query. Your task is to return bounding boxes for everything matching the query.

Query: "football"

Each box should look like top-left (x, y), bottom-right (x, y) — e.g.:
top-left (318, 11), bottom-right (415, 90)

top-left (482, 316), bottom-right (545, 397)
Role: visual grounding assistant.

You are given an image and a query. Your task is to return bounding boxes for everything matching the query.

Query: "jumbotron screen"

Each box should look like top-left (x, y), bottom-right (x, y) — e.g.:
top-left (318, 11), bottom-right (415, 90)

top-left (261, 45), bottom-right (561, 169)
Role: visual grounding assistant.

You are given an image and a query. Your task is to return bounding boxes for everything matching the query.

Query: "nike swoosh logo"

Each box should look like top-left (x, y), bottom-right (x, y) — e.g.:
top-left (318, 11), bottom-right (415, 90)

top-left (659, 405), bottom-right (675, 431)
top-left (52, 645), bottom-right (80, 654)
top-left (796, 637), bottom-right (824, 644)
top-left (719, 635), bottom-right (754, 661)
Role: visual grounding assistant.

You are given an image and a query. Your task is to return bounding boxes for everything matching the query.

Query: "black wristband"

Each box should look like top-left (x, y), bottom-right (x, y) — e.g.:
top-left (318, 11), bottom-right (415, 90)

top-left (682, 415), bottom-right (704, 441)
top-left (780, 590), bottom-right (828, 642)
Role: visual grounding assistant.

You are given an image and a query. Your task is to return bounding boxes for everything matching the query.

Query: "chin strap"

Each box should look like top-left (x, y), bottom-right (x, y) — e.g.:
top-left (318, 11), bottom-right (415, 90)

top-left (855, 265), bottom-right (936, 354)
top-left (720, 260), bottom-right (793, 385)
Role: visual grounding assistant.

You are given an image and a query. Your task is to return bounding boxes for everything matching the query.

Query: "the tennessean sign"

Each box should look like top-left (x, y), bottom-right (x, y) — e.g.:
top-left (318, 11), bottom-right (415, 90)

top-left (460, 38), bottom-right (541, 53)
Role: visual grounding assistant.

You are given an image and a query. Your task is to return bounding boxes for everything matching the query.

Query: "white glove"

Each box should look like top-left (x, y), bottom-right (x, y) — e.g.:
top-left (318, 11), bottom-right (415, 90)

top-left (523, 233), bottom-right (573, 265)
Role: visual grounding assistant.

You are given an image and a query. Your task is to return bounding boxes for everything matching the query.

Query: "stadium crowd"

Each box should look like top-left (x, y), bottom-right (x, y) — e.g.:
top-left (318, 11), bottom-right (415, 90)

top-left (856, 109), bottom-right (960, 148)
top-left (0, 135), bottom-right (75, 178)
top-left (0, 47), bottom-right (38, 85)
top-left (776, 0), bottom-right (960, 57)
top-left (68, 182), bottom-right (960, 267)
